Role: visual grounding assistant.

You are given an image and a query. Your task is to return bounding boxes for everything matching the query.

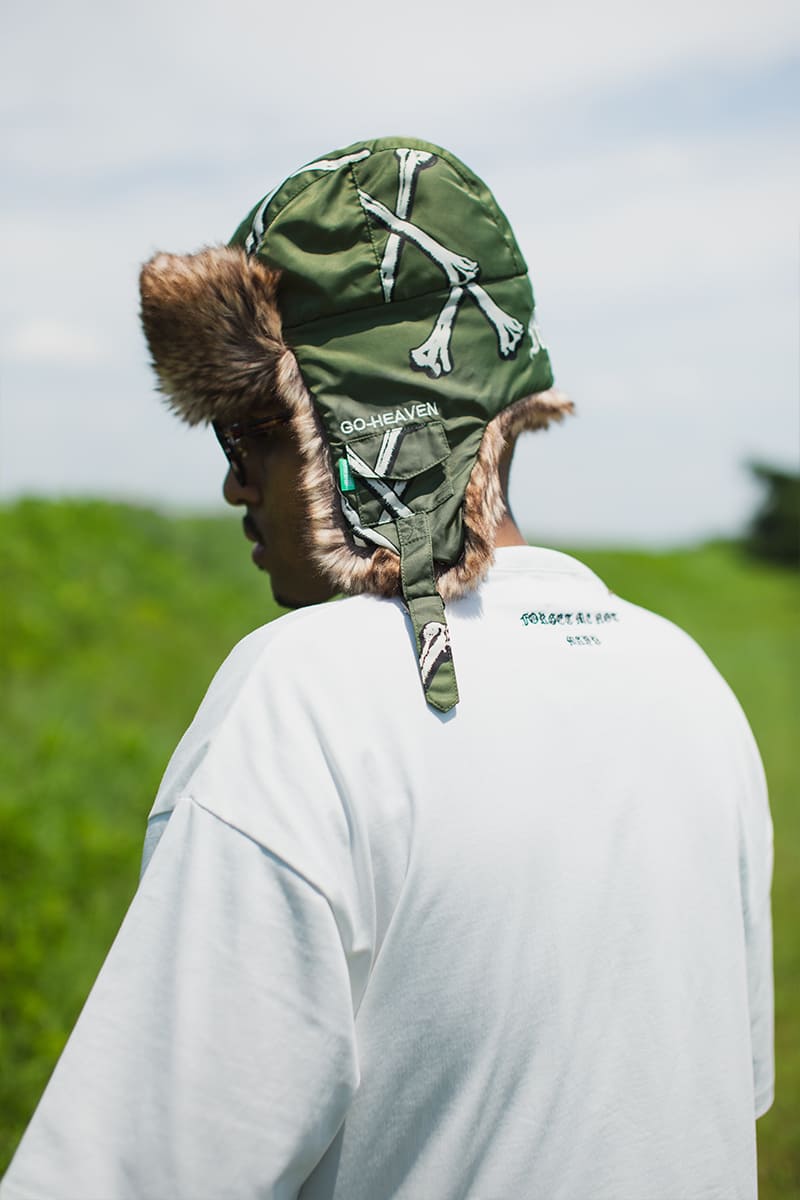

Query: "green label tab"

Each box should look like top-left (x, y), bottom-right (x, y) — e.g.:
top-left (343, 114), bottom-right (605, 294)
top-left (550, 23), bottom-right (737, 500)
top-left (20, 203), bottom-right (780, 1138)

top-left (337, 457), bottom-right (356, 492)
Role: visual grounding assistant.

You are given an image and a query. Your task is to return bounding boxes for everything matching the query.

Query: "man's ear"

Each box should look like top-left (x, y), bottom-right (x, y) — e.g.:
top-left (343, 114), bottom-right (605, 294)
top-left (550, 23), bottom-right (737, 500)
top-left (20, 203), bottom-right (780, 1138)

top-left (139, 246), bottom-right (285, 426)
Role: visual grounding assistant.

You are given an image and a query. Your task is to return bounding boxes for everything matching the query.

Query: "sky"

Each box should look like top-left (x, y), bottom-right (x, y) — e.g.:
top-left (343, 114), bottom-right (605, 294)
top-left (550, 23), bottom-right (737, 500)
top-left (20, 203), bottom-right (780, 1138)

top-left (1, 0), bottom-right (798, 545)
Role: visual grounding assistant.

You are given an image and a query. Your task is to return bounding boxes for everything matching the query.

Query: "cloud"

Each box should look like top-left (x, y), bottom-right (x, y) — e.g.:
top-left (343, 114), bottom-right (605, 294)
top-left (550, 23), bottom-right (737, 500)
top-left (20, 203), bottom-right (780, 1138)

top-left (506, 128), bottom-right (796, 312)
top-left (3, 318), bottom-right (109, 366)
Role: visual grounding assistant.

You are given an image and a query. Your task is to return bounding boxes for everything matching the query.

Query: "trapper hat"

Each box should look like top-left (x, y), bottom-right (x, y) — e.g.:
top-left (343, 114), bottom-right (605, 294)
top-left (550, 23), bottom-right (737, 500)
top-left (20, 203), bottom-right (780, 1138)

top-left (140, 136), bottom-right (572, 713)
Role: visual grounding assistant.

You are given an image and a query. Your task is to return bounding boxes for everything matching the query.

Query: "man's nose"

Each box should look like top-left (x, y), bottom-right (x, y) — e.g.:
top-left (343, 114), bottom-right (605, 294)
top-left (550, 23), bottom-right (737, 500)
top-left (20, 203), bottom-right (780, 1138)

top-left (222, 467), bottom-right (261, 507)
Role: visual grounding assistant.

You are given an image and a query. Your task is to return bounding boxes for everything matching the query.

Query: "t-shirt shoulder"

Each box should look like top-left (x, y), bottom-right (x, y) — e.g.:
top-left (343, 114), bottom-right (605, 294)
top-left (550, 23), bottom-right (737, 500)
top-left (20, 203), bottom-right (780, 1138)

top-left (615, 595), bottom-right (736, 683)
top-left (237, 593), bottom-right (404, 668)
top-left (149, 594), bottom-right (404, 818)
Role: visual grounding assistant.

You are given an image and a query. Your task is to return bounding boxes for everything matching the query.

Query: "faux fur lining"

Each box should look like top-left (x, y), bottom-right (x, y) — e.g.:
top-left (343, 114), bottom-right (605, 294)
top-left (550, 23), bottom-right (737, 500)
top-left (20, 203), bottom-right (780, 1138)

top-left (439, 388), bottom-right (574, 600)
top-left (140, 247), bottom-right (285, 424)
top-left (139, 244), bottom-right (574, 601)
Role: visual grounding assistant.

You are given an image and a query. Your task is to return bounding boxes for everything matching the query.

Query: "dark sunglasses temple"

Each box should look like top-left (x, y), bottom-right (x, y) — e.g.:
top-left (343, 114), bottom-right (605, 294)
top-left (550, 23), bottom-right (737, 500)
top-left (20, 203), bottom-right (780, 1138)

top-left (212, 422), bottom-right (247, 484)
top-left (213, 414), bottom-right (291, 483)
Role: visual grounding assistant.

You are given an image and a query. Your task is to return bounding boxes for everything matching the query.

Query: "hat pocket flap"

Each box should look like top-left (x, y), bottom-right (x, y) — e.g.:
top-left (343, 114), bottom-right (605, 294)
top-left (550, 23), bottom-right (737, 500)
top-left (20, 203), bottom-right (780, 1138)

top-left (345, 421), bottom-right (453, 527)
top-left (345, 420), bottom-right (450, 480)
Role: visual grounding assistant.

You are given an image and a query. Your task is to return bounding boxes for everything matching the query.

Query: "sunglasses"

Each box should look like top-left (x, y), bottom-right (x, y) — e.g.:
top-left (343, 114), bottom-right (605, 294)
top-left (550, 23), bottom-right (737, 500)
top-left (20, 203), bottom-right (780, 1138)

top-left (213, 414), bottom-right (291, 485)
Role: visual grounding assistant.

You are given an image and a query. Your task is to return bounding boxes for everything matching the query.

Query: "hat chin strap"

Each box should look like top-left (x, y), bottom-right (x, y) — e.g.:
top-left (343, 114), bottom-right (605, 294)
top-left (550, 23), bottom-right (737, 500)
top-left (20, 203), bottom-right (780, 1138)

top-left (397, 513), bottom-right (459, 714)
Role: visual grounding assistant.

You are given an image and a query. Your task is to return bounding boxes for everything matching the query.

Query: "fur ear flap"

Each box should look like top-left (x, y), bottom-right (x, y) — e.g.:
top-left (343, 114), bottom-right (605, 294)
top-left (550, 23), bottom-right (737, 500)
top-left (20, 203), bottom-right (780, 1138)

top-left (139, 246), bottom-right (286, 426)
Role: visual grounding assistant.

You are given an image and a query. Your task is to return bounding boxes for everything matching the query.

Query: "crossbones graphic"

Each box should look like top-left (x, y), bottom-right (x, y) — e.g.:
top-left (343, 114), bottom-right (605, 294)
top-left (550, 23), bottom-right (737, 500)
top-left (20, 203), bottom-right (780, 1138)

top-left (359, 148), bottom-right (525, 378)
top-left (345, 428), bottom-right (412, 522)
top-left (337, 427), bottom-right (413, 550)
top-left (245, 146), bottom-right (525, 380)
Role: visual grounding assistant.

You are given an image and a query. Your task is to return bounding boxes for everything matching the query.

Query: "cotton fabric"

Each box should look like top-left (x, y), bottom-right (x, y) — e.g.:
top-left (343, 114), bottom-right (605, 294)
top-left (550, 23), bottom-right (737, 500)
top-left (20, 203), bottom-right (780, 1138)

top-left (1, 548), bottom-right (773, 1200)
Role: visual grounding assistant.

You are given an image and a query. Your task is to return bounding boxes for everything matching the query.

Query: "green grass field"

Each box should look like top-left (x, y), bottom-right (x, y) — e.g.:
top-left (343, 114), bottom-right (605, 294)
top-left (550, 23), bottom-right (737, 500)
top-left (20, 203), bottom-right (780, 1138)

top-left (1, 499), bottom-right (797, 1193)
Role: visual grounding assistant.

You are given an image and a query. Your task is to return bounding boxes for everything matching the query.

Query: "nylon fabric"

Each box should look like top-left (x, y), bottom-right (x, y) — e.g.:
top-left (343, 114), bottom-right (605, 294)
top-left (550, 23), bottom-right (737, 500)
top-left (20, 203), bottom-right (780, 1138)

top-left (397, 514), bottom-right (459, 712)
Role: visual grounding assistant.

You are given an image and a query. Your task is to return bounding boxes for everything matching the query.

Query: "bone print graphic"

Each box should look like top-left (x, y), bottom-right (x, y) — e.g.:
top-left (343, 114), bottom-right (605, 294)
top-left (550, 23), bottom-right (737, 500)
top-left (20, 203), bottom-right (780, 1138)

top-left (358, 192), bottom-right (479, 288)
top-left (409, 286), bottom-right (464, 377)
top-left (359, 149), bottom-right (525, 378)
top-left (345, 440), bottom-right (413, 522)
top-left (380, 149), bottom-right (436, 302)
top-left (411, 283), bottom-right (525, 377)
top-left (246, 146), bottom-right (526, 380)
top-left (419, 620), bottom-right (453, 688)
top-left (527, 313), bottom-right (547, 357)
top-left (338, 492), bottom-right (398, 552)
top-left (332, 428), bottom-right (416, 550)
top-left (344, 426), bottom-right (414, 532)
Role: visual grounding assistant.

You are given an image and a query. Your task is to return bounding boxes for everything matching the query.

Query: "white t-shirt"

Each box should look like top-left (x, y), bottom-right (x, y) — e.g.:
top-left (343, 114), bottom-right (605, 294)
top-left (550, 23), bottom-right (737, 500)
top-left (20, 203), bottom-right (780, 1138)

top-left (2, 547), bottom-right (774, 1200)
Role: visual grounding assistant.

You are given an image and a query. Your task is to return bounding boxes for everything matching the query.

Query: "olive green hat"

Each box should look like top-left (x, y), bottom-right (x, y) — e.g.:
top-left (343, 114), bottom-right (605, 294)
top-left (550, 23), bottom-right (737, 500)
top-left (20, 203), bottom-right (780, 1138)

top-left (140, 136), bottom-right (571, 713)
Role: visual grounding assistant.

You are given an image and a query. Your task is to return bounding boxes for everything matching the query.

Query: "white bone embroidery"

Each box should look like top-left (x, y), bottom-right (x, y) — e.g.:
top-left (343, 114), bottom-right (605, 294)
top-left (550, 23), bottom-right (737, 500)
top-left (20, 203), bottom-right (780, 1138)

top-left (469, 284), bottom-right (524, 357)
top-left (527, 313), bottom-right (546, 357)
top-left (409, 286), bottom-right (464, 378)
top-left (346, 437), bottom-right (413, 521)
top-left (380, 150), bottom-right (436, 302)
top-left (338, 492), bottom-right (398, 552)
top-left (408, 283), bottom-right (524, 378)
top-left (373, 425), bottom-right (406, 476)
top-left (358, 191), bottom-right (479, 287)
top-left (419, 621), bottom-right (452, 688)
top-left (339, 427), bottom-right (412, 534)
top-left (358, 150), bottom-right (525, 378)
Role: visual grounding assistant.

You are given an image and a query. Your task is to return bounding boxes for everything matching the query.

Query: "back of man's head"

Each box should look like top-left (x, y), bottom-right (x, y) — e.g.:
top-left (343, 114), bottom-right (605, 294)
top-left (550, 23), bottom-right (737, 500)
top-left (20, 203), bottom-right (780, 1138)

top-left (140, 136), bottom-right (572, 710)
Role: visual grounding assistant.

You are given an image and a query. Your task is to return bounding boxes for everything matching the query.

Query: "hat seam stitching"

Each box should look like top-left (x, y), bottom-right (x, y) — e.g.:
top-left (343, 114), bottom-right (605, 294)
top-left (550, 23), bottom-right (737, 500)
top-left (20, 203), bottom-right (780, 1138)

top-left (349, 159), bottom-right (384, 278)
top-left (281, 270), bottom-right (532, 335)
top-left (249, 143), bottom-right (526, 280)
top-left (421, 152), bottom-right (526, 277)
top-left (251, 141), bottom-right (471, 238)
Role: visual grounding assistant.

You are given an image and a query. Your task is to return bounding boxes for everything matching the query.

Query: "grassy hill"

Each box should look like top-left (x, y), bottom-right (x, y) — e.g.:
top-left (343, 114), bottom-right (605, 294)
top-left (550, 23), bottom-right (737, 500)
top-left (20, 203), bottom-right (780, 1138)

top-left (1, 499), bottom-right (797, 1194)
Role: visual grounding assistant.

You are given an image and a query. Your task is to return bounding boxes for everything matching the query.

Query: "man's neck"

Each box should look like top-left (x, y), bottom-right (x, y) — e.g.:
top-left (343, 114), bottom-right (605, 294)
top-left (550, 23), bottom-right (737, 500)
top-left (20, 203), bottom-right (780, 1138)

top-left (495, 442), bottom-right (526, 548)
top-left (494, 511), bottom-right (526, 548)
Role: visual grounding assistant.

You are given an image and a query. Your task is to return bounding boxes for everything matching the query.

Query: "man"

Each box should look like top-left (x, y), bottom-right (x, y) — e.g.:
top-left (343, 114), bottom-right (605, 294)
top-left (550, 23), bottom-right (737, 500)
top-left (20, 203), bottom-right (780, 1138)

top-left (2, 137), bottom-right (773, 1199)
